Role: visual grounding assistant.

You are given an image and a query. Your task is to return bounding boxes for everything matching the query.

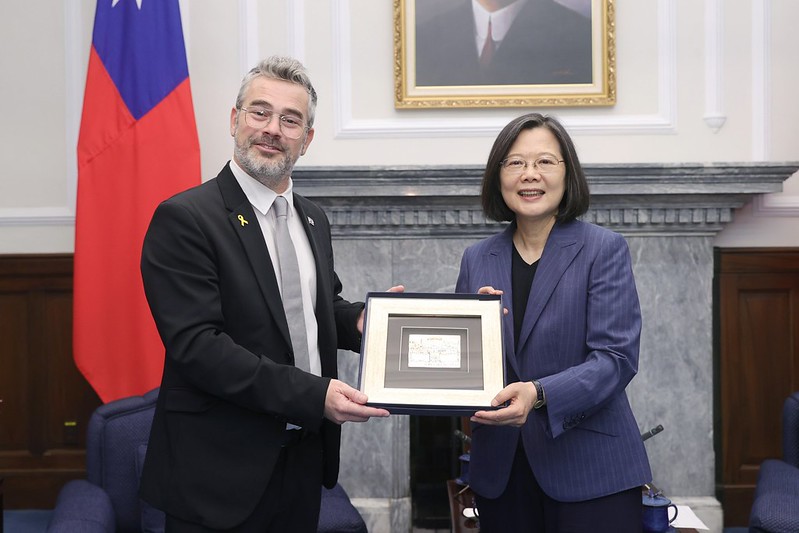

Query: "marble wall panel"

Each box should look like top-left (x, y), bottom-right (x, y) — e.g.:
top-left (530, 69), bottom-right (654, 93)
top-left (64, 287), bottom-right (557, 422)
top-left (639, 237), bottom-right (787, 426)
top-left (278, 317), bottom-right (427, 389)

top-left (627, 236), bottom-right (716, 496)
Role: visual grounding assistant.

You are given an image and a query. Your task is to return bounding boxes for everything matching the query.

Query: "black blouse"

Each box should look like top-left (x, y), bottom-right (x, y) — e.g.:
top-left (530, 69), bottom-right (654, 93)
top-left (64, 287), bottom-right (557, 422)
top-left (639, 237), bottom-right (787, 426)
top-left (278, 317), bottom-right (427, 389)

top-left (511, 245), bottom-right (539, 351)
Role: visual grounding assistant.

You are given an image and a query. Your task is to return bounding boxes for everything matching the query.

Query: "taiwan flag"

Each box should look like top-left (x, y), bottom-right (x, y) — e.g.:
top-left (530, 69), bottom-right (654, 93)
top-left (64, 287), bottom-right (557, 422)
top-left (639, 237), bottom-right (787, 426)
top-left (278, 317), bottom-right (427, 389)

top-left (74, 0), bottom-right (200, 403)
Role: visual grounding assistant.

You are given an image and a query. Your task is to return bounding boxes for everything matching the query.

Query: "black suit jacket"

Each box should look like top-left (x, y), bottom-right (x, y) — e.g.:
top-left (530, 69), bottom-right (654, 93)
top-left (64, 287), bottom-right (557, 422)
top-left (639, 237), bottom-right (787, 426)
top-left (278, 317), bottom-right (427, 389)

top-left (138, 164), bottom-right (363, 528)
top-left (415, 0), bottom-right (592, 86)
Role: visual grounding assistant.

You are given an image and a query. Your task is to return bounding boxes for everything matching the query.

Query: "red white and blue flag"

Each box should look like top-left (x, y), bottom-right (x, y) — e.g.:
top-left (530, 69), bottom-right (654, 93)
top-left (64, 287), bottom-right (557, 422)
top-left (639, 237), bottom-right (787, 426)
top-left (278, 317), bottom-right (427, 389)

top-left (74, 0), bottom-right (200, 403)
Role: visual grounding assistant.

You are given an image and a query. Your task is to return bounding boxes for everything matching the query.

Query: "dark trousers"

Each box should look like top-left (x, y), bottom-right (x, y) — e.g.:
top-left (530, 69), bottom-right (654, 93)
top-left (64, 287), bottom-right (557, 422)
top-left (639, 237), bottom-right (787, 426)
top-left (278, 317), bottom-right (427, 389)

top-left (165, 431), bottom-right (323, 533)
top-left (474, 442), bottom-right (642, 533)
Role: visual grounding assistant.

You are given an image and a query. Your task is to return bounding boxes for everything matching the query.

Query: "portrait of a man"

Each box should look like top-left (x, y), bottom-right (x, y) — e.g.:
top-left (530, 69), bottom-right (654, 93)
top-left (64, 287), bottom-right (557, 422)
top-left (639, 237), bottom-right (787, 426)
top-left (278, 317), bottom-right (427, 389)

top-left (414, 0), bottom-right (593, 87)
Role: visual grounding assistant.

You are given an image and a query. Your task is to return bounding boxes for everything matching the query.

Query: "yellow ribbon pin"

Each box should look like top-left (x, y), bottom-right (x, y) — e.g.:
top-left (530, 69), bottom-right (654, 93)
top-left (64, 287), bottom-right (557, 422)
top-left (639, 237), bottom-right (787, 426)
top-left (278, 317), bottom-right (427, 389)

top-left (237, 214), bottom-right (249, 227)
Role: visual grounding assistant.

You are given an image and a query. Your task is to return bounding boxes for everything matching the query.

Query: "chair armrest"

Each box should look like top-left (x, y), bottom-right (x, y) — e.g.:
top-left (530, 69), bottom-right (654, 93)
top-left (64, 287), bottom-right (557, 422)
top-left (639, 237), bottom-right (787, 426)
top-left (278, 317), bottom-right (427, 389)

top-left (318, 483), bottom-right (367, 533)
top-left (47, 480), bottom-right (115, 533)
top-left (783, 392), bottom-right (799, 467)
top-left (749, 459), bottom-right (799, 533)
top-left (750, 492), bottom-right (799, 533)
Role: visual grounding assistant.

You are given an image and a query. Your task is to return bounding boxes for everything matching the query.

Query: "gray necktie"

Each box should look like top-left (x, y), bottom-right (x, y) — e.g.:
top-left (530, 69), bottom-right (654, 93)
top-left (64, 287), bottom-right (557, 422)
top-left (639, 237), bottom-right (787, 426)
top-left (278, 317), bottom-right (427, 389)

top-left (273, 196), bottom-right (310, 373)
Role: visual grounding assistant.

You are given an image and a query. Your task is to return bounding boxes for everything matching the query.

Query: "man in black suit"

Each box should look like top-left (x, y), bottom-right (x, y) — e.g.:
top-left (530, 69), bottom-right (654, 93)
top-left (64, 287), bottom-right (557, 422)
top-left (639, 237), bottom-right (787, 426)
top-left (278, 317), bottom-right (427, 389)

top-left (139, 55), bottom-right (398, 532)
top-left (415, 0), bottom-right (593, 86)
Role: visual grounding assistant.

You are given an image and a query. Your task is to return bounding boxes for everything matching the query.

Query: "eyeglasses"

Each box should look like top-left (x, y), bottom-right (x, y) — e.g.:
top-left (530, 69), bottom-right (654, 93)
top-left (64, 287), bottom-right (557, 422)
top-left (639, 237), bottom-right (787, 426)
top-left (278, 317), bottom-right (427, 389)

top-left (239, 107), bottom-right (308, 139)
top-left (500, 156), bottom-right (564, 175)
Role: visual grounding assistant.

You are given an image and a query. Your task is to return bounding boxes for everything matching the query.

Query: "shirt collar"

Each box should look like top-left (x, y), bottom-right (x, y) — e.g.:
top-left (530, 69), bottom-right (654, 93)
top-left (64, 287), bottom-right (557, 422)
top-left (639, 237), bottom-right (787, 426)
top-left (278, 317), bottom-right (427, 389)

top-left (229, 159), bottom-right (295, 217)
top-left (472, 0), bottom-right (528, 42)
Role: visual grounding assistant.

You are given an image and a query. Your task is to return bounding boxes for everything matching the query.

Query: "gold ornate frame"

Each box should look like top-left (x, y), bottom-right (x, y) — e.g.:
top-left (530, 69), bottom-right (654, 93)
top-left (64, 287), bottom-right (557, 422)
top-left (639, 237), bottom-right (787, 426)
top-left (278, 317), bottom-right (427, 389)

top-left (394, 0), bottom-right (615, 108)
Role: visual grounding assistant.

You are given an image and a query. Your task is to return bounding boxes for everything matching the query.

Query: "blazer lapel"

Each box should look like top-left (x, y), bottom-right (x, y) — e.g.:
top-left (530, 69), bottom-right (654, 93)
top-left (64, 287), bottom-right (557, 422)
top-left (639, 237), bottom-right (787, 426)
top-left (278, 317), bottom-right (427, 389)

top-left (217, 168), bottom-right (293, 347)
top-left (516, 222), bottom-right (583, 353)
top-left (293, 197), bottom-right (327, 310)
top-left (488, 224), bottom-right (521, 381)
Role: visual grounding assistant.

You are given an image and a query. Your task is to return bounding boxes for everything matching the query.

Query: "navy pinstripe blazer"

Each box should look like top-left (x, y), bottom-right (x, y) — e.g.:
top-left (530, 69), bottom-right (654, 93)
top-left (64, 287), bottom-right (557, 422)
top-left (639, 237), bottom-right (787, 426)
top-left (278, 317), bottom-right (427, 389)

top-left (456, 220), bottom-right (652, 502)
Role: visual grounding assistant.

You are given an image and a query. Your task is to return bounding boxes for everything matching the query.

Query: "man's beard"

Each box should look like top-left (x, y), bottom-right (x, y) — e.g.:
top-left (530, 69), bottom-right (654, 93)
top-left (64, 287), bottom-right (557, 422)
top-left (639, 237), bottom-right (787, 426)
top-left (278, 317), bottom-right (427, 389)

top-left (234, 133), bottom-right (297, 190)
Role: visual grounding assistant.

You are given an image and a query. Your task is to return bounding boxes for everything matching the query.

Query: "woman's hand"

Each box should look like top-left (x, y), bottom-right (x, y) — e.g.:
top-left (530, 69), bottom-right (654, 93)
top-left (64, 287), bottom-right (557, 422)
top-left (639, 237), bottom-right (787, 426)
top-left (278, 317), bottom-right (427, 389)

top-left (470, 381), bottom-right (538, 427)
top-left (478, 285), bottom-right (502, 296)
top-left (478, 286), bottom-right (508, 315)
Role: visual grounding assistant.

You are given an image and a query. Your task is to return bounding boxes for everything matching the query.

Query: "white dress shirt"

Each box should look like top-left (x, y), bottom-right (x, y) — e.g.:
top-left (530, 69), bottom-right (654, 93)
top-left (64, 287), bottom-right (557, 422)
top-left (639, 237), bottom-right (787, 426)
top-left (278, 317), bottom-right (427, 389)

top-left (472, 0), bottom-right (528, 55)
top-left (229, 160), bottom-right (321, 377)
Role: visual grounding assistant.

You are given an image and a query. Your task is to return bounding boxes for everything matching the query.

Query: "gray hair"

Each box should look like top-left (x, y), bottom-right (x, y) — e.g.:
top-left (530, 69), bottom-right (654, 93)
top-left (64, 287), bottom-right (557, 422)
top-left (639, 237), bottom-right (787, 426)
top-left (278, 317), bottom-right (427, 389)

top-left (234, 56), bottom-right (318, 128)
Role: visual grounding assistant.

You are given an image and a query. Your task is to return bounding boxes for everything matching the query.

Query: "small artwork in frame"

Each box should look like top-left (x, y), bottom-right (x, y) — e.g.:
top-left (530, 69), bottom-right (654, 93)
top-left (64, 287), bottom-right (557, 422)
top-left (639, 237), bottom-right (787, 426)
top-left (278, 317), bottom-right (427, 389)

top-left (358, 292), bottom-right (505, 416)
top-left (394, 0), bottom-right (615, 108)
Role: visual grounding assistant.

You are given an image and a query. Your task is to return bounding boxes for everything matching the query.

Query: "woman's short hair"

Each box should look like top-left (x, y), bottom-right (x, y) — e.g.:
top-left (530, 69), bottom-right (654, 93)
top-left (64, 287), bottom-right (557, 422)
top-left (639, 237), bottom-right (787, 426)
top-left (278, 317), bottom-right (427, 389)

top-left (234, 55), bottom-right (318, 128)
top-left (481, 113), bottom-right (590, 223)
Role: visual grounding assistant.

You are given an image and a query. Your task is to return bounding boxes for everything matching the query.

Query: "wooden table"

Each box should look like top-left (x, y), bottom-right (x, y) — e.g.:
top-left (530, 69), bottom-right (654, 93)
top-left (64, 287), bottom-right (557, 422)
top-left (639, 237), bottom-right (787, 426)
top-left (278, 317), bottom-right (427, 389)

top-left (446, 479), bottom-right (479, 533)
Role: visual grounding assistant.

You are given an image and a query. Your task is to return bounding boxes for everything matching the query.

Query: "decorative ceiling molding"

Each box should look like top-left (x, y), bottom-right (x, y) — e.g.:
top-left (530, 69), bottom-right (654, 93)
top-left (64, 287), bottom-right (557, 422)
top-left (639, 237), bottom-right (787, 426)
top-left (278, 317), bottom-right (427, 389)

top-left (0, 208), bottom-right (76, 227)
top-left (286, 0), bottom-right (306, 60)
top-left (753, 193), bottom-right (799, 217)
top-left (64, 0), bottom-right (82, 220)
top-left (237, 0), bottom-right (259, 78)
top-left (751, 0), bottom-right (771, 159)
top-left (8, 0), bottom-right (785, 228)
top-left (703, 0), bottom-right (726, 132)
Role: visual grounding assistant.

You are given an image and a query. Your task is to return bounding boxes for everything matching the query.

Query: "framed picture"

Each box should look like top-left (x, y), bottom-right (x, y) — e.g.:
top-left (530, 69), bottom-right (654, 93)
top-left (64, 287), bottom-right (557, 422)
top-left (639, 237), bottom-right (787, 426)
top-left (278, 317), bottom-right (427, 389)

top-left (358, 292), bottom-right (505, 415)
top-left (394, 0), bottom-right (615, 108)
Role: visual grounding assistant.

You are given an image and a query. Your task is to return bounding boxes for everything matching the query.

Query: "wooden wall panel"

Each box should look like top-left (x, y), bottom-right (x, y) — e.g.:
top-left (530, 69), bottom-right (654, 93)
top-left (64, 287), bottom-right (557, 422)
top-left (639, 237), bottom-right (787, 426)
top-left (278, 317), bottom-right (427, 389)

top-left (0, 255), bottom-right (101, 509)
top-left (715, 248), bottom-right (799, 527)
top-left (1, 247), bottom-right (796, 518)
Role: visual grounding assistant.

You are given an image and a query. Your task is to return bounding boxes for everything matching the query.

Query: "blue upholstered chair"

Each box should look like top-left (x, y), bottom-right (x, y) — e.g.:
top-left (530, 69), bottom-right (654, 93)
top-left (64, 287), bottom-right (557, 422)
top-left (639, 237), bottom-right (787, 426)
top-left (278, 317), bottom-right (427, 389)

top-left (748, 391), bottom-right (799, 533)
top-left (46, 388), bottom-right (367, 533)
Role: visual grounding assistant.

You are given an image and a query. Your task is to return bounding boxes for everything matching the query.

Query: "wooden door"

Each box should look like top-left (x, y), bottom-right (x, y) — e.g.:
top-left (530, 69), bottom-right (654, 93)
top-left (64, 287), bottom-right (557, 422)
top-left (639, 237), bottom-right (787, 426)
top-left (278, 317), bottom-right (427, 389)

top-left (0, 255), bottom-right (101, 509)
top-left (714, 248), bottom-right (799, 526)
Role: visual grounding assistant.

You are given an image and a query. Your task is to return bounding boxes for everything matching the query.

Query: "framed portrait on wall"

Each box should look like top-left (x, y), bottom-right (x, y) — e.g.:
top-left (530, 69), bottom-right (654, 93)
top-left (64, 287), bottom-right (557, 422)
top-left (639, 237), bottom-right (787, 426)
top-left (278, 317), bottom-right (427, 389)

top-left (394, 0), bottom-right (615, 108)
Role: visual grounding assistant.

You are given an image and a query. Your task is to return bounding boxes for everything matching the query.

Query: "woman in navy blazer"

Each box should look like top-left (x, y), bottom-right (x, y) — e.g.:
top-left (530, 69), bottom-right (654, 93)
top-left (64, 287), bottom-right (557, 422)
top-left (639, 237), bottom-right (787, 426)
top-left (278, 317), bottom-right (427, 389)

top-left (456, 113), bottom-right (652, 532)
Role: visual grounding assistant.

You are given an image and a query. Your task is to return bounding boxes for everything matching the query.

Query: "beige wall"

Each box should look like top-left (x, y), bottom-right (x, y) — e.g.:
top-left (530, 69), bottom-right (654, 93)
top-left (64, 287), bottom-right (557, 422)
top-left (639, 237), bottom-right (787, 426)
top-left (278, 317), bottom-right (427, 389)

top-left (0, 0), bottom-right (797, 252)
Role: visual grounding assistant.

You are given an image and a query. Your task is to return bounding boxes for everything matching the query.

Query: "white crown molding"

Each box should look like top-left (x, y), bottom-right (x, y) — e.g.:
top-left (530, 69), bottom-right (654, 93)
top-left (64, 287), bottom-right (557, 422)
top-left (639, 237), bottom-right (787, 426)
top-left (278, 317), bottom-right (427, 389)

top-left (286, 0), bottom-right (305, 61)
top-left (64, 0), bottom-right (82, 219)
top-left (7, 0), bottom-right (790, 228)
top-left (703, 0), bottom-right (726, 132)
top-left (751, 0), bottom-right (771, 159)
top-left (655, 0), bottom-right (678, 133)
top-left (238, 0), bottom-right (259, 79)
top-left (0, 207), bottom-right (75, 227)
top-left (180, 0), bottom-right (190, 60)
top-left (240, 1), bottom-right (304, 71)
top-left (332, 0), bottom-right (677, 138)
top-left (753, 193), bottom-right (799, 217)
top-left (332, 0), bottom-right (353, 134)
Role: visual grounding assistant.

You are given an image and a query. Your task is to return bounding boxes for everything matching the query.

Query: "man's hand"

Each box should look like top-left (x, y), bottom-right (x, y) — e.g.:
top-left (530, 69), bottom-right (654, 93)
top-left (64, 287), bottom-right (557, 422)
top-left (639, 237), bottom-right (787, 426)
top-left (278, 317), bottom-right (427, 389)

top-left (470, 381), bottom-right (537, 427)
top-left (357, 285), bottom-right (405, 333)
top-left (324, 379), bottom-right (390, 424)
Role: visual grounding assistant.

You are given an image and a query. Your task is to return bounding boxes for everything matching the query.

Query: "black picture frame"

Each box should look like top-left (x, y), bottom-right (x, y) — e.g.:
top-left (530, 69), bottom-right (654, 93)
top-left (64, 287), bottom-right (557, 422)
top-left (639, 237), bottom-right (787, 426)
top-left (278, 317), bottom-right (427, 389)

top-left (358, 292), bottom-right (505, 415)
